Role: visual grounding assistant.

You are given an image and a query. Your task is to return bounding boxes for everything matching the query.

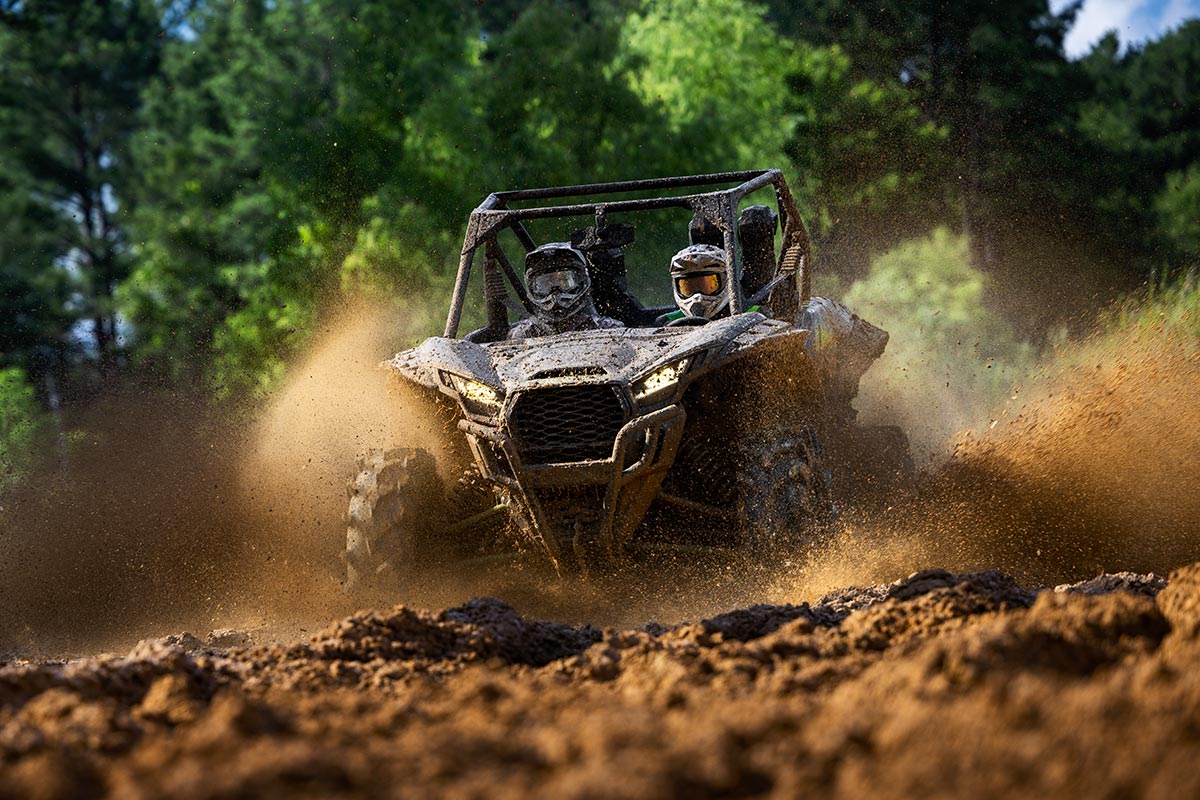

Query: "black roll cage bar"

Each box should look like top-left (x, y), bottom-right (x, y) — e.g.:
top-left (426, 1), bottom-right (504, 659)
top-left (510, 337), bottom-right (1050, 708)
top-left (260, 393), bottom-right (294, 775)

top-left (444, 168), bottom-right (811, 338)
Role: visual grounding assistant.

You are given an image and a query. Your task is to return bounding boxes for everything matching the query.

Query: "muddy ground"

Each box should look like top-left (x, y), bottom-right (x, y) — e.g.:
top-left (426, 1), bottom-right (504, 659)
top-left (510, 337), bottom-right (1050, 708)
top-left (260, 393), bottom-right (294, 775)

top-left (3, 564), bottom-right (1200, 798)
top-left (2, 309), bottom-right (1199, 797)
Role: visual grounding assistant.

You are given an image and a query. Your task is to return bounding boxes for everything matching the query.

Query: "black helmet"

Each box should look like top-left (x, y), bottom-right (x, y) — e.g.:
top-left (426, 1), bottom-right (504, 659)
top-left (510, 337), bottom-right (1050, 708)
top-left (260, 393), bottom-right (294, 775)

top-left (525, 242), bottom-right (592, 321)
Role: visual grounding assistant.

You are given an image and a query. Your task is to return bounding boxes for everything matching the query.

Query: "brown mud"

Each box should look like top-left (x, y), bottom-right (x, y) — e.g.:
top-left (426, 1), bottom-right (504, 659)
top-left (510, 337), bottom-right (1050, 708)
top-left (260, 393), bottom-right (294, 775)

top-left (3, 565), bottom-right (1200, 798)
top-left (781, 324), bottom-right (1200, 600)
top-left (2, 304), bottom-right (1200, 796)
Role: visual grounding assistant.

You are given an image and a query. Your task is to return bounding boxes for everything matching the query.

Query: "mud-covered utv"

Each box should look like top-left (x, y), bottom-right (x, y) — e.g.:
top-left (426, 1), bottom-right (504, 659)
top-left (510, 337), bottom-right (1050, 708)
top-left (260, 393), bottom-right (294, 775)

top-left (346, 169), bottom-right (906, 587)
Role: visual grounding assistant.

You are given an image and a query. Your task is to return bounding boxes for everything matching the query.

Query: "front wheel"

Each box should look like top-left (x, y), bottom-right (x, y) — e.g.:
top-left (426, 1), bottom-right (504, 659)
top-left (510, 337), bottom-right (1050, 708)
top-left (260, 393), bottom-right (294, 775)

top-left (345, 448), bottom-right (447, 591)
top-left (823, 423), bottom-right (914, 509)
top-left (737, 424), bottom-right (836, 550)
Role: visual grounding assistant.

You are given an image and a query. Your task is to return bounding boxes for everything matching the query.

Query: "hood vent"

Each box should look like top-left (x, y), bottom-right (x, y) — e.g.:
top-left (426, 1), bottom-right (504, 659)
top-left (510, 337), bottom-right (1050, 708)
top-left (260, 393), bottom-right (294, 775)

top-left (531, 365), bottom-right (608, 380)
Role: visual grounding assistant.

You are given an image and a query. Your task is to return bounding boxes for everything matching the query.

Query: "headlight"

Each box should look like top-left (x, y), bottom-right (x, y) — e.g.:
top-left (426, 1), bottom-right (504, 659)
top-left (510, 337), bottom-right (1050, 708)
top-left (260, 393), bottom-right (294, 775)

top-left (447, 373), bottom-right (503, 413)
top-left (634, 357), bottom-right (690, 401)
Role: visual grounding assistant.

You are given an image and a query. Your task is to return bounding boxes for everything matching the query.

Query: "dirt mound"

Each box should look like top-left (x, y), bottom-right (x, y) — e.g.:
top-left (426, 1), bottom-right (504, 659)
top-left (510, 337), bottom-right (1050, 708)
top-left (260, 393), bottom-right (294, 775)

top-left (231, 598), bottom-right (604, 692)
top-left (3, 565), bottom-right (1200, 798)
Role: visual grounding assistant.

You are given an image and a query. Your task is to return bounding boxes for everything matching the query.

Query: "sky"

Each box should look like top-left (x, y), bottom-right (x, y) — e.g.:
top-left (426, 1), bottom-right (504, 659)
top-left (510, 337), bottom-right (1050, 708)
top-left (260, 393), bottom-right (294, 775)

top-left (1054, 0), bottom-right (1200, 56)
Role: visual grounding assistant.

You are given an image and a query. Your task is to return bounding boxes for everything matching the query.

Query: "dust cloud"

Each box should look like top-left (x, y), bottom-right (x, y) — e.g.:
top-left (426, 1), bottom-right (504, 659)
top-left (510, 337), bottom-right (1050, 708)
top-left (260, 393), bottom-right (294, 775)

top-left (0, 392), bottom-right (254, 656)
top-left (2, 288), bottom-right (1199, 656)
top-left (781, 322), bottom-right (1200, 601)
top-left (233, 300), bottom-right (449, 612)
top-left (0, 299), bottom-right (444, 656)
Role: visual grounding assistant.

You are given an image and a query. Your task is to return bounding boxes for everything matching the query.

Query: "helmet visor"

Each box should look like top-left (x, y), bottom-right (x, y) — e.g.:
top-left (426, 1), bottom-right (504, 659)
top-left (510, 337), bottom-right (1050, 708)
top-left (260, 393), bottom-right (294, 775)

top-left (529, 268), bottom-right (584, 297)
top-left (675, 273), bottom-right (722, 297)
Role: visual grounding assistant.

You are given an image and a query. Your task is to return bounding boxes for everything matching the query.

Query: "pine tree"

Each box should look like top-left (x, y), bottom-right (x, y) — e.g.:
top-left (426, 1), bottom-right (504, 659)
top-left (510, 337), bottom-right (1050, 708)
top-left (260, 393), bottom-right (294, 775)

top-left (0, 0), bottom-right (164, 382)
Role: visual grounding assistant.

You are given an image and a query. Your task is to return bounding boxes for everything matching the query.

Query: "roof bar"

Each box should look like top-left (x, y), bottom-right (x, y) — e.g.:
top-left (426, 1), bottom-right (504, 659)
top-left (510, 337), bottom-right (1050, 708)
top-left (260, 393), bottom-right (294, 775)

top-left (489, 170), bottom-right (770, 207)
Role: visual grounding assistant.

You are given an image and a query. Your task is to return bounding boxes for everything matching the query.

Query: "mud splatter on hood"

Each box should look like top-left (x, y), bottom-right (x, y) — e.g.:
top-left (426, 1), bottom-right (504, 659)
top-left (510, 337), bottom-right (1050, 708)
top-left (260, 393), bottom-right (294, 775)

top-left (386, 313), bottom-right (801, 391)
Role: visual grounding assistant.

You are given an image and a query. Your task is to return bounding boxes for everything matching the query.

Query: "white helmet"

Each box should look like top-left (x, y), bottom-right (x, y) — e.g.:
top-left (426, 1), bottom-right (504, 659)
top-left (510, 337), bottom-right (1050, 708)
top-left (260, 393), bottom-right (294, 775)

top-left (670, 244), bottom-right (727, 320)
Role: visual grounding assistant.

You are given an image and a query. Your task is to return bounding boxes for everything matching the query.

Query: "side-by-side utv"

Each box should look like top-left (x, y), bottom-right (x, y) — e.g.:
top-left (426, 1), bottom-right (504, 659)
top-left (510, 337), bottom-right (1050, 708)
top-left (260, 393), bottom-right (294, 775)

top-left (346, 169), bottom-right (907, 587)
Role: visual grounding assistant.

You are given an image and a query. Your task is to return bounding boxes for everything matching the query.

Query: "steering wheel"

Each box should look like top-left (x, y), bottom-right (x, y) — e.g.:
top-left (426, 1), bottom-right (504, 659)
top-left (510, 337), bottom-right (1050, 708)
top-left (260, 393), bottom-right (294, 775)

top-left (666, 315), bottom-right (709, 328)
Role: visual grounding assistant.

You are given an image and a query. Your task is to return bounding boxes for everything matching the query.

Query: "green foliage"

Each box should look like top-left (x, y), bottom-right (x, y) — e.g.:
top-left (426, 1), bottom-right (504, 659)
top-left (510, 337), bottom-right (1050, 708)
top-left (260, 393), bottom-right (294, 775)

top-left (414, 0), bottom-right (659, 195)
top-left (123, 0), bottom-right (341, 382)
top-left (1148, 272), bottom-right (1200, 339)
top-left (846, 228), bottom-right (1028, 360)
top-left (206, 225), bottom-right (327, 401)
top-left (844, 228), bottom-right (1034, 452)
top-left (1077, 22), bottom-right (1200, 265)
top-left (1156, 164), bottom-right (1200, 261)
top-left (1104, 270), bottom-right (1200, 341)
top-left (619, 0), bottom-right (794, 169)
top-left (340, 199), bottom-right (459, 301)
top-left (0, 172), bottom-right (73, 371)
top-left (124, 0), bottom-right (478, 394)
top-left (0, 368), bottom-right (43, 488)
top-left (0, 0), bottom-right (164, 373)
top-left (770, 0), bottom-right (1159, 301)
top-left (2, 0), bottom-right (1199, 418)
top-left (787, 43), bottom-right (946, 252)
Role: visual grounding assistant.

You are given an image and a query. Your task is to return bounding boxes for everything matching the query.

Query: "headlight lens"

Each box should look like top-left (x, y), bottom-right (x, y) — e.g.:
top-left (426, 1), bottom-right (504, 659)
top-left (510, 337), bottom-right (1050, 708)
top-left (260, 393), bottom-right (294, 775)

top-left (448, 374), bottom-right (503, 412)
top-left (634, 357), bottom-right (690, 401)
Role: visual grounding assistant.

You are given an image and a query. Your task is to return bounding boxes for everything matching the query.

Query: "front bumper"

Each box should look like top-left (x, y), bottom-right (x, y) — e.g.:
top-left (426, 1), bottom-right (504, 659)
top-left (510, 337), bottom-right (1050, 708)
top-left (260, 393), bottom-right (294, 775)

top-left (458, 403), bottom-right (687, 563)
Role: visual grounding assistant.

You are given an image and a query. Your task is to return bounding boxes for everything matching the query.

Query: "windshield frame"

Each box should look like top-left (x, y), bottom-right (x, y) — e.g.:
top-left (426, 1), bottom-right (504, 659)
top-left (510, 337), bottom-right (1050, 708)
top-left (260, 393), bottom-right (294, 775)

top-left (444, 169), bottom-right (808, 338)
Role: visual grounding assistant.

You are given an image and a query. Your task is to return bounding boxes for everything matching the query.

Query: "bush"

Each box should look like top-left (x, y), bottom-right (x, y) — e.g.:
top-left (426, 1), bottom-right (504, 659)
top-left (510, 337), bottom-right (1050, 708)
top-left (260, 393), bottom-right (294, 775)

top-left (1155, 164), bottom-right (1200, 261)
top-left (843, 227), bottom-right (1034, 457)
top-left (0, 367), bottom-right (43, 488)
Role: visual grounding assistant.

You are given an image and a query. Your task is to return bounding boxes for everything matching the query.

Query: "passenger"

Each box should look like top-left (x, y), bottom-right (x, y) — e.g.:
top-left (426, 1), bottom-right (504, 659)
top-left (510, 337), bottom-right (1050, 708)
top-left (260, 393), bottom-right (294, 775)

top-left (508, 243), bottom-right (624, 339)
top-left (658, 244), bottom-right (729, 325)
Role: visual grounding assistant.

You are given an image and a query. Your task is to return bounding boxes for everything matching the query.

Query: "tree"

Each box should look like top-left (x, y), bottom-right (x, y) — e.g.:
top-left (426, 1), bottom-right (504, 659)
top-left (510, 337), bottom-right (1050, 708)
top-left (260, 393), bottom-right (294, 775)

top-left (1156, 164), bottom-right (1200, 262)
top-left (0, 171), bottom-right (73, 379)
top-left (0, 0), bottom-right (164, 380)
top-left (123, 0), bottom-right (326, 383)
top-left (785, 42), bottom-right (947, 275)
top-left (1078, 22), bottom-right (1200, 268)
top-left (124, 0), bottom-right (478, 395)
top-left (760, 0), bottom-right (1177, 324)
top-left (412, 0), bottom-right (657, 199)
top-left (617, 0), bottom-right (795, 171)
top-left (422, 0), bottom-right (817, 291)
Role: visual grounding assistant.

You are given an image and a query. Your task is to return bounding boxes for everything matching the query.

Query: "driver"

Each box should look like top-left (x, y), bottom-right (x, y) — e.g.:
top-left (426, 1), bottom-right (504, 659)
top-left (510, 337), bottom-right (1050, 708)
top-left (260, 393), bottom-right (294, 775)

top-left (658, 244), bottom-right (728, 324)
top-left (508, 242), bottom-right (624, 339)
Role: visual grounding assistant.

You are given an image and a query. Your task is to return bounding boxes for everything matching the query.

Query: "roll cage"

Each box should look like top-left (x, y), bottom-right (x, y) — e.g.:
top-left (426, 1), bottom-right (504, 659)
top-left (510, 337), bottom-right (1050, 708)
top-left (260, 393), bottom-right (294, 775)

top-left (444, 169), bottom-right (812, 338)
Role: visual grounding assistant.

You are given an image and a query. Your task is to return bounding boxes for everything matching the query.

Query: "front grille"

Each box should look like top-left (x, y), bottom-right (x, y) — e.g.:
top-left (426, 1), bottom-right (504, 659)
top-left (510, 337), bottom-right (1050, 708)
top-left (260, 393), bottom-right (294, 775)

top-left (509, 384), bottom-right (627, 464)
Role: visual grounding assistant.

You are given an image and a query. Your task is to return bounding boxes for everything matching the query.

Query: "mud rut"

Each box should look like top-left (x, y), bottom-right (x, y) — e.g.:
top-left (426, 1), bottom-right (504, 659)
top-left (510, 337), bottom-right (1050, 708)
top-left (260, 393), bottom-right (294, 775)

top-left (2, 564), bottom-right (1200, 798)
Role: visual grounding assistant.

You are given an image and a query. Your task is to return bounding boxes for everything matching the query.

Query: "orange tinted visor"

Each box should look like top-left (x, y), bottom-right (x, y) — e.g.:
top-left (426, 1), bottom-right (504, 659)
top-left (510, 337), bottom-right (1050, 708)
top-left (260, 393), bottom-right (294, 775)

top-left (675, 273), bottom-right (722, 297)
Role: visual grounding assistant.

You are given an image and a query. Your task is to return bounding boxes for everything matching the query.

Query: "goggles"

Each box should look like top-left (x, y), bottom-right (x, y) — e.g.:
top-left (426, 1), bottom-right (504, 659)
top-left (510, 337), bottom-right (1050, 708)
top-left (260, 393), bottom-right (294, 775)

top-left (675, 272), bottom-right (723, 297)
top-left (529, 268), bottom-right (585, 297)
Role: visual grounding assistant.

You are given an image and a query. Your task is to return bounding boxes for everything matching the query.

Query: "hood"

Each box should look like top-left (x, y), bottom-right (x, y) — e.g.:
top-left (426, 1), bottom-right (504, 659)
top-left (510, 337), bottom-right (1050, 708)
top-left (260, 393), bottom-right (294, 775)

top-left (387, 313), bottom-right (801, 392)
